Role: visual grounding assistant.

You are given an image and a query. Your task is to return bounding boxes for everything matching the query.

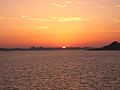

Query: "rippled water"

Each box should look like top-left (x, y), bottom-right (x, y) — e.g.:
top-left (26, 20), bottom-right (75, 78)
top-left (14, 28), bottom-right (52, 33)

top-left (0, 50), bottom-right (120, 90)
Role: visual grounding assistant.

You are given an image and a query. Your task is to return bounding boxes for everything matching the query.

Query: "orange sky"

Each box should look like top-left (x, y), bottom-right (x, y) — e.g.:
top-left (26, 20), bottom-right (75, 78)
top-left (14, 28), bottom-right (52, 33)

top-left (0, 0), bottom-right (120, 48)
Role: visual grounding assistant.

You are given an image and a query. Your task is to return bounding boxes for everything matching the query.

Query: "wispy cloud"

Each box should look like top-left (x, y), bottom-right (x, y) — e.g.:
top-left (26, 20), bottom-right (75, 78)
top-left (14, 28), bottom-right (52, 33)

top-left (96, 5), bottom-right (111, 9)
top-left (0, 17), bottom-right (12, 20)
top-left (99, 30), bottom-right (120, 33)
top-left (21, 16), bottom-right (89, 23)
top-left (34, 26), bottom-right (48, 30)
top-left (21, 16), bottom-right (28, 18)
top-left (54, 17), bottom-right (89, 23)
top-left (116, 4), bottom-right (120, 8)
top-left (0, 16), bottom-right (89, 23)
top-left (113, 18), bottom-right (120, 23)
top-left (50, 1), bottom-right (73, 8)
top-left (50, 3), bottom-right (67, 8)
top-left (21, 16), bottom-right (51, 22)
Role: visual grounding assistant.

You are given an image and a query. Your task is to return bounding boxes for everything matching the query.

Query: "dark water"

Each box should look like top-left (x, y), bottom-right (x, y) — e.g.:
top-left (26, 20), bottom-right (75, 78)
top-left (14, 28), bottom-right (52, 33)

top-left (0, 50), bottom-right (120, 90)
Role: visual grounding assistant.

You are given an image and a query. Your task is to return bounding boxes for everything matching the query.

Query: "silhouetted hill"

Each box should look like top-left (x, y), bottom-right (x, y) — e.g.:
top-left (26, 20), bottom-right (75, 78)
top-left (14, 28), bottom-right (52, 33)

top-left (88, 41), bottom-right (120, 50)
top-left (102, 41), bottom-right (120, 50)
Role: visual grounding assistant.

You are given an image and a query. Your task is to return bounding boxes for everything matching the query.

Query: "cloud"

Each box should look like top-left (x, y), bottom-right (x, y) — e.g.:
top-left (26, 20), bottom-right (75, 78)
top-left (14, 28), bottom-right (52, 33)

top-left (34, 26), bottom-right (48, 30)
top-left (99, 30), bottom-right (120, 33)
top-left (50, 1), bottom-right (73, 8)
top-left (0, 17), bottom-right (12, 20)
top-left (21, 16), bottom-right (89, 23)
top-left (55, 17), bottom-right (89, 23)
top-left (96, 5), bottom-right (111, 9)
top-left (21, 16), bottom-right (51, 22)
top-left (116, 5), bottom-right (120, 8)
top-left (21, 16), bottom-right (29, 18)
top-left (50, 3), bottom-right (67, 8)
top-left (1, 16), bottom-right (89, 23)
top-left (113, 18), bottom-right (120, 23)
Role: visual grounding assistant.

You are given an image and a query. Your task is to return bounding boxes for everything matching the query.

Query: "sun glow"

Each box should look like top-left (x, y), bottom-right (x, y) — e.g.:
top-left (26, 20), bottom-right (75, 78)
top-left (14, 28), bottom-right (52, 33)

top-left (62, 46), bottom-right (66, 49)
top-left (0, 0), bottom-right (120, 48)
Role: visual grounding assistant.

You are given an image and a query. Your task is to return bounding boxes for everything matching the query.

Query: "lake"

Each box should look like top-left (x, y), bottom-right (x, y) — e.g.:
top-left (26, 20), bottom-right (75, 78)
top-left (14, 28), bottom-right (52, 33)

top-left (0, 50), bottom-right (120, 90)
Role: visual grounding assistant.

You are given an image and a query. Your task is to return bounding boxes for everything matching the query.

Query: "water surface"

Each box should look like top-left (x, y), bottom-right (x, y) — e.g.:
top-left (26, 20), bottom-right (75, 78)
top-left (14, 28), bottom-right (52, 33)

top-left (0, 50), bottom-right (120, 90)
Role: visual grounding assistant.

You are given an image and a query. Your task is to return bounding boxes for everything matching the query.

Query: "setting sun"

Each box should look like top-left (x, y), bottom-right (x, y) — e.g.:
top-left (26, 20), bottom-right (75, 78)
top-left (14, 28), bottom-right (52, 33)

top-left (62, 46), bottom-right (66, 49)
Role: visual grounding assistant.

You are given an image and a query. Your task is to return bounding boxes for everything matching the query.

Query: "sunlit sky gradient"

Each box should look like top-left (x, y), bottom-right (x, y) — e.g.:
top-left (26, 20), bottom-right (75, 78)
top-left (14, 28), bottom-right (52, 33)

top-left (0, 0), bottom-right (120, 48)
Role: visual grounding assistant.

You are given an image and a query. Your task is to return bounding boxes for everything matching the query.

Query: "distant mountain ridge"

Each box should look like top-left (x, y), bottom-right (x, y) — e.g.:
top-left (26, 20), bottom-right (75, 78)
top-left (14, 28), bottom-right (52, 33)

top-left (102, 41), bottom-right (120, 50)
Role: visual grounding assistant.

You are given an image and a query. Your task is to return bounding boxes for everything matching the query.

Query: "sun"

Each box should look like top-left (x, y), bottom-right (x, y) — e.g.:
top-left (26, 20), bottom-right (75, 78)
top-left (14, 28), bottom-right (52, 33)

top-left (62, 46), bottom-right (66, 49)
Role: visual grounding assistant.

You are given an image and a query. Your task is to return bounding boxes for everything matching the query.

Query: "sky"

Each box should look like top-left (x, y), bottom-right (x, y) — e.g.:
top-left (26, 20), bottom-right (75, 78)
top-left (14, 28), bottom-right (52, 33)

top-left (0, 0), bottom-right (120, 48)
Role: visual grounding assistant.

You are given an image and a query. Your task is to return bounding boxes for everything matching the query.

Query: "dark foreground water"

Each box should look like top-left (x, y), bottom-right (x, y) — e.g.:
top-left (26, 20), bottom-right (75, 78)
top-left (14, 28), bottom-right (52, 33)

top-left (0, 50), bottom-right (120, 90)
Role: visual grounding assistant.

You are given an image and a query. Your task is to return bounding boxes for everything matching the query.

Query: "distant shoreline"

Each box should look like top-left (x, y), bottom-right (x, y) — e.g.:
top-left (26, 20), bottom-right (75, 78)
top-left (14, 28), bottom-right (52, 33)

top-left (0, 48), bottom-right (120, 51)
top-left (0, 41), bottom-right (120, 51)
top-left (0, 48), bottom-right (85, 51)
